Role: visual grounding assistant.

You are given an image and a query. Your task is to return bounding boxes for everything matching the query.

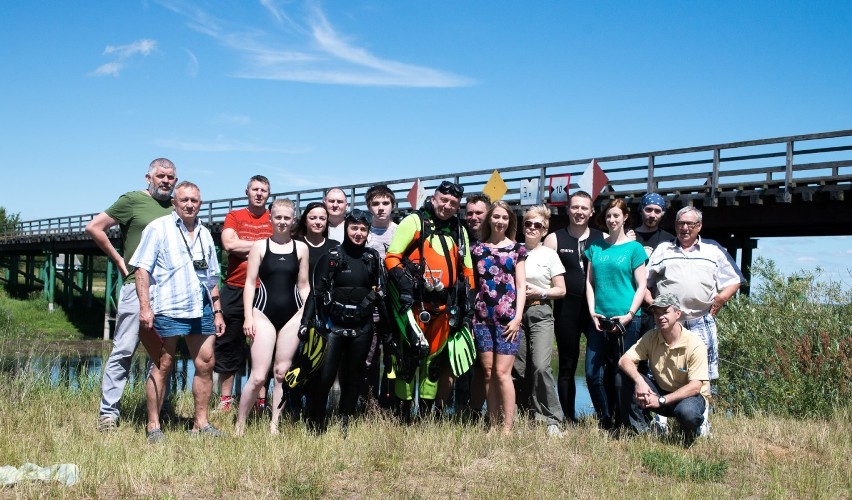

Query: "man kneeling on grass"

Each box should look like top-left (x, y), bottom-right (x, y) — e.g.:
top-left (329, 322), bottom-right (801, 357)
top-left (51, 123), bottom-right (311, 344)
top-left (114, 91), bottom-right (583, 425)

top-left (131, 181), bottom-right (226, 443)
top-left (618, 293), bottom-right (710, 445)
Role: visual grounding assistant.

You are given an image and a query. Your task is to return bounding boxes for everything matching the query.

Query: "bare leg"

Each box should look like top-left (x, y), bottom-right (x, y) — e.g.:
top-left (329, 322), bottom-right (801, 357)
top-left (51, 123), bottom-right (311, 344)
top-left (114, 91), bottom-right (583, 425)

top-left (235, 310), bottom-right (277, 435)
top-left (146, 338), bottom-right (178, 432)
top-left (478, 352), bottom-right (499, 434)
top-left (494, 353), bottom-right (516, 434)
top-left (185, 334), bottom-right (217, 431)
top-left (270, 311), bottom-right (302, 433)
top-left (219, 372), bottom-right (236, 400)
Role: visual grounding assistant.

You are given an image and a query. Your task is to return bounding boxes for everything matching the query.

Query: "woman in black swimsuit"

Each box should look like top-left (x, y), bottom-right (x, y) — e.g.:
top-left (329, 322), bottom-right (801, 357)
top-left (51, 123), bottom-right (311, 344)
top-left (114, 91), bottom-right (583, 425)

top-left (237, 198), bottom-right (310, 435)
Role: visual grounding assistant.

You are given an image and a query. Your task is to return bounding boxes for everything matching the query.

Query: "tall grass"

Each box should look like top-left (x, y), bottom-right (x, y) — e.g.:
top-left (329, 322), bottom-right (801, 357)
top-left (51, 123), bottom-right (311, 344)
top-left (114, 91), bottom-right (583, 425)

top-left (0, 357), bottom-right (849, 498)
top-left (717, 258), bottom-right (852, 418)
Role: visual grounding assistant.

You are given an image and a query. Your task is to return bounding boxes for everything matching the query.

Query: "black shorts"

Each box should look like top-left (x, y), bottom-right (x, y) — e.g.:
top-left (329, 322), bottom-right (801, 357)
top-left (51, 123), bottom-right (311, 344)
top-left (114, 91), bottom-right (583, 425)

top-left (213, 284), bottom-right (250, 374)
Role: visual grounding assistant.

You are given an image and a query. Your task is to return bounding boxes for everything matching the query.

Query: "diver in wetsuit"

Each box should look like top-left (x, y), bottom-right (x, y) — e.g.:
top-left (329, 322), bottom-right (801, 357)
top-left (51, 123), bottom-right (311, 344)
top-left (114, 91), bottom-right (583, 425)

top-left (301, 209), bottom-right (389, 435)
top-left (236, 198), bottom-right (310, 435)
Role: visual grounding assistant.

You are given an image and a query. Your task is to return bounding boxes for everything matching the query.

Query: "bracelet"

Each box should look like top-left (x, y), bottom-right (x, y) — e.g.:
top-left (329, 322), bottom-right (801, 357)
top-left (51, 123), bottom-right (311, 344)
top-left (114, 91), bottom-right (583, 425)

top-left (214, 309), bottom-right (224, 315)
top-left (540, 289), bottom-right (548, 300)
top-left (627, 310), bottom-right (635, 317)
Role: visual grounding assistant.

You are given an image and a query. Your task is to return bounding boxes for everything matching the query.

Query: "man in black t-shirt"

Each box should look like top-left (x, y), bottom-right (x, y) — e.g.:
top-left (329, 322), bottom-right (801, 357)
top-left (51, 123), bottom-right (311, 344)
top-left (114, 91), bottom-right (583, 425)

top-left (544, 191), bottom-right (604, 423)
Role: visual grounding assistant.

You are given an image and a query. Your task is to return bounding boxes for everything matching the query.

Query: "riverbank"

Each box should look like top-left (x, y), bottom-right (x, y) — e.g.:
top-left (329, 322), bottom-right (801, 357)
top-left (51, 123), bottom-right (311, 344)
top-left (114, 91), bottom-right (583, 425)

top-left (1, 371), bottom-right (849, 498)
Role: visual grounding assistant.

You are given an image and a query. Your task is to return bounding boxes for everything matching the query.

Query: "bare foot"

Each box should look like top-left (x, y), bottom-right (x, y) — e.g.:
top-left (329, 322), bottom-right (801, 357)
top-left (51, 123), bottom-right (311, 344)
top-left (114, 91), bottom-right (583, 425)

top-left (234, 422), bottom-right (245, 437)
top-left (269, 422), bottom-right (280, 435)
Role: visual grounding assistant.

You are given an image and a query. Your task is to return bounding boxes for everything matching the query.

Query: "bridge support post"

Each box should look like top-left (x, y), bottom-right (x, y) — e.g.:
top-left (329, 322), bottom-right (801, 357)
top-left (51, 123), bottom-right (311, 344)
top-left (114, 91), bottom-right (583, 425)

top-left (9, 254), bottom-right (19, 291)
top-left (44, 250), bottom-right (55, 312)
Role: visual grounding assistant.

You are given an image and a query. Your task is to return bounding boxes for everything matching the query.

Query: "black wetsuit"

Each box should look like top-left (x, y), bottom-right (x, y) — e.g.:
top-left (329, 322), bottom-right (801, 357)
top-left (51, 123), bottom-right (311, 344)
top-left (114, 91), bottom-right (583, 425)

top-left (302, 239), bottom-right (386, 431)
top-left (254, 239), bottom-right (300, 331)
top-left (551, 226), bottom-right (604, 423)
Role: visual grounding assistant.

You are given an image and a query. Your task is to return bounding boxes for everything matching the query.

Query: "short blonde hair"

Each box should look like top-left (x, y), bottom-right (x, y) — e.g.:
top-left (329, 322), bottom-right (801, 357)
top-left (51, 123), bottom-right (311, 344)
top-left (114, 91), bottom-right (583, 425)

top-left (523, 205), bottom-right (551, 232)
top-left (270, 197), bottom-right (295, 213)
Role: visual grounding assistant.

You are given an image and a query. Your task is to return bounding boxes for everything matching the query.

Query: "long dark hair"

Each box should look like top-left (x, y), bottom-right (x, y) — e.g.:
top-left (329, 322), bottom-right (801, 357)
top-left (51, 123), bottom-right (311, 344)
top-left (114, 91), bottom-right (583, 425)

top-left (294, 202), bottom-right (329, 238)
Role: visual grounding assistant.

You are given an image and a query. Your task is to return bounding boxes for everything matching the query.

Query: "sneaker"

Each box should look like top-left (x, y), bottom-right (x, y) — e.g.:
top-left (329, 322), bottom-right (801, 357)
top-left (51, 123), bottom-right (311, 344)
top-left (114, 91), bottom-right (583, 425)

top-left (698, 417), bottom-right (713, 438)
top-left (189, 424), bottom-right (224, 438)
top-left (254, 398), bottom-right (267, 415)
top-left (217, 396), bottom-right (234, 412)
top-left (97, 416), bottom-right (118, 433)
top-left (546, 424), bottom-right (564, 438)
top-left (650, 414), bottom-right (669, 436)
top-left (146, 428), bottom-right (165, 444)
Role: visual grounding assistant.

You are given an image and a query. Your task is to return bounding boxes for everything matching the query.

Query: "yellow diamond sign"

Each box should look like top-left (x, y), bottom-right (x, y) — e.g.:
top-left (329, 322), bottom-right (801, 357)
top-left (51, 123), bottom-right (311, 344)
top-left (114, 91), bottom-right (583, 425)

top-left (482, 169), bottom-right (508, 201)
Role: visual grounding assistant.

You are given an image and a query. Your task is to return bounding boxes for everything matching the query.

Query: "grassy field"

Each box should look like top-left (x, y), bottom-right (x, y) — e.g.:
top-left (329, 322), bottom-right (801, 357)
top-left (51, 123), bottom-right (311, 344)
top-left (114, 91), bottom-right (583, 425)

top-left (0, 362), bottom-right (849, 499)
top-left (0, 287), bottom-right (100, 342)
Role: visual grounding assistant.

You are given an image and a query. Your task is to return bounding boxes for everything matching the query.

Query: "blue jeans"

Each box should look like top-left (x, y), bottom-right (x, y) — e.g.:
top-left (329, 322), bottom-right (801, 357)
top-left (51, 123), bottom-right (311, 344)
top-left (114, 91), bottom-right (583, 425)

top-left (585, 315), bottom-right (641, 429)
top-left (625, 373), bottom-right (706, 434)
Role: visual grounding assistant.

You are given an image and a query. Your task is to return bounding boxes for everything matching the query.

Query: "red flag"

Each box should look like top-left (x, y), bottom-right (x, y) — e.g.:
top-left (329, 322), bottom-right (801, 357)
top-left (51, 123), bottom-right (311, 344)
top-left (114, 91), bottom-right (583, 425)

top-left (577, 159), bottom-right (609, 201)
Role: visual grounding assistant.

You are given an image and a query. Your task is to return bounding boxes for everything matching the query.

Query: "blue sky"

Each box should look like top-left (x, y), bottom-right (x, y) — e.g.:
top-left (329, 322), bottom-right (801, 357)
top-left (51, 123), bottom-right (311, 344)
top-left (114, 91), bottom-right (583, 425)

top-left (1, 1), bottom-right (850, 287)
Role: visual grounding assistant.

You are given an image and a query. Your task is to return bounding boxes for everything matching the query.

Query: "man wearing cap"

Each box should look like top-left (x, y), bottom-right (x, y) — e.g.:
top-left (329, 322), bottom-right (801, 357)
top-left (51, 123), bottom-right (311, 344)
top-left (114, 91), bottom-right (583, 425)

top-left (385, 181), bottom-right (474, 419)
top-left (618, 293), bottom-right (710, 444)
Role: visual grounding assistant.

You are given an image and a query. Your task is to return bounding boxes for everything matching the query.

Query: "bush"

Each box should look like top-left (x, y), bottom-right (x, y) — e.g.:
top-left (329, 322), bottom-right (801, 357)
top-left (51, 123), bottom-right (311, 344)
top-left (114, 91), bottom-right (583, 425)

top-left (717, 258), bottom-right (852, 418)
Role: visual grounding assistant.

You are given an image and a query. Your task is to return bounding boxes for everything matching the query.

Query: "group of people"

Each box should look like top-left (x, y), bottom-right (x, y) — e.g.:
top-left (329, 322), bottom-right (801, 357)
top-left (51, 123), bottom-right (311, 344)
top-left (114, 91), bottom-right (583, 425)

top-left (89, 158), bottom-right (742, 445)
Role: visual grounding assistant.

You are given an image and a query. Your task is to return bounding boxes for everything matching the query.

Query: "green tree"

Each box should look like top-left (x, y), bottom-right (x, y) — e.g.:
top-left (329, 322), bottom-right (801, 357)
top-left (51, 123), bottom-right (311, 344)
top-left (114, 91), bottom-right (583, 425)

top-left (0, 206), bottom-right (21, 234)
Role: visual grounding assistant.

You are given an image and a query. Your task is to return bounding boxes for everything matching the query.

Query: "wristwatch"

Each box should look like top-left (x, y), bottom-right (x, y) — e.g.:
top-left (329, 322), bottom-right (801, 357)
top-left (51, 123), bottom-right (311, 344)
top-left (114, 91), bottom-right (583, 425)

top-left (658, 396), bottom-right (667, 406)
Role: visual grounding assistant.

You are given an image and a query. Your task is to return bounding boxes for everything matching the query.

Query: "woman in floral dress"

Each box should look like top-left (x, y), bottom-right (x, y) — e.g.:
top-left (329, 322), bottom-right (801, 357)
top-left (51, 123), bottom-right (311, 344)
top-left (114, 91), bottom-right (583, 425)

top-left (471, 200), bottom-right (527, 435)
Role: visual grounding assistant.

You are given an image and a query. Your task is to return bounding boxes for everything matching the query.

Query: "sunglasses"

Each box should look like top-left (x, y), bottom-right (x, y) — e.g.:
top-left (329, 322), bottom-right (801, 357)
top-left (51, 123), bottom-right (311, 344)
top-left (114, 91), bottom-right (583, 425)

top-left (346, 208), bottom-right (373, 225)
top-left (437, 180), bottom-right (464, 199)
top-left (524, 220), bottom-right (545, 230)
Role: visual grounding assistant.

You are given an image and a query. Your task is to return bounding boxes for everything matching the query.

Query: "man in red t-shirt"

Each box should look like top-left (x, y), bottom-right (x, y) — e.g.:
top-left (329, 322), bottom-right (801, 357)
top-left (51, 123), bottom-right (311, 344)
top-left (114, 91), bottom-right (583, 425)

top-left (214, 175), bottom-right (273, 410)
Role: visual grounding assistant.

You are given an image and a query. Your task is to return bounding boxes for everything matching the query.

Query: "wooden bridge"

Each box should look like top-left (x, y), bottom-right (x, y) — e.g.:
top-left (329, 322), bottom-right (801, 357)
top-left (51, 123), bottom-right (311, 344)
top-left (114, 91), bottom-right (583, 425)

top-left (2, 129), bottom-right (850, 337)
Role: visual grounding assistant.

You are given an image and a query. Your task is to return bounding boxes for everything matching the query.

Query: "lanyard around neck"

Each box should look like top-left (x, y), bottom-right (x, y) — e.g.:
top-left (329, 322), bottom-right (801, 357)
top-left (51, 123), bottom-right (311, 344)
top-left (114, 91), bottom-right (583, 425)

top-left (177, 220), bottom-right (204, 260)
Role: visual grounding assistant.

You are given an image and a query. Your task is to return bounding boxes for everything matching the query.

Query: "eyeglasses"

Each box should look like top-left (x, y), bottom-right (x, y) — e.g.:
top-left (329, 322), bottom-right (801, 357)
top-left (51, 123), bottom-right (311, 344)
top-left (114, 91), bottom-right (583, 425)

top-left (675, 220), bottom-right (700, 229)
top-left (437, 181), bottom-right (464, 199)
top-left (524, 220), bottom-right (544, 230)
top-left (346, 209), bottom-right (373, 225)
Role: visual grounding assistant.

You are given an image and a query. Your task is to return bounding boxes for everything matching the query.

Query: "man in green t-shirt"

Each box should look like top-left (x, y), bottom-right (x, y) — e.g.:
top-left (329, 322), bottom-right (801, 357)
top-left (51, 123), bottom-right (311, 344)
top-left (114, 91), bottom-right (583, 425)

top-left (87, 158), bottom-right (177, 432)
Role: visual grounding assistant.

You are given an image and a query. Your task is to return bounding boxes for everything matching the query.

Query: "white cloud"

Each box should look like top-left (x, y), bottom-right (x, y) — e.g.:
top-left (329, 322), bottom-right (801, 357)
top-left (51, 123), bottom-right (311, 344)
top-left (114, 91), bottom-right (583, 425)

top-left (91, 62), bottom-right (124, 77)
top-left (103, 39), bottom-right (157, 58)
top-left (156, 0), bottom-right (475, 88)
top-left (91, 39), bottom-right (158, 77)
top-left (796, 256), bottom-right (818, 262)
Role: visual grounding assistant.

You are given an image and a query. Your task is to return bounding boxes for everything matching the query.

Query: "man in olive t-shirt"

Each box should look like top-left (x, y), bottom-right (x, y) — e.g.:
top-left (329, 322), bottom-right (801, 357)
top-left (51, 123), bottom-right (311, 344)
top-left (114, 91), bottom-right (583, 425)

top-left (87, 158), bottom-right (177, 431)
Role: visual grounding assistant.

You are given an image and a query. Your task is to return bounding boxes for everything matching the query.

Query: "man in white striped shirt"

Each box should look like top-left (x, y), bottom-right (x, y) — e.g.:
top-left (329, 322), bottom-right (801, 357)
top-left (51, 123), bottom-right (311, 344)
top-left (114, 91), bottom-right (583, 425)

top-left (130, 181), bottom-right (226, 443)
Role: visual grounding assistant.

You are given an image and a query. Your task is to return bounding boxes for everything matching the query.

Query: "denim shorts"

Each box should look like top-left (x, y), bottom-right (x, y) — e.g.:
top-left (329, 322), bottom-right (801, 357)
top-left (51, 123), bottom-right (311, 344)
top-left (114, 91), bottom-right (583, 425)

top-left (153, 289), bottom-right (215, 337)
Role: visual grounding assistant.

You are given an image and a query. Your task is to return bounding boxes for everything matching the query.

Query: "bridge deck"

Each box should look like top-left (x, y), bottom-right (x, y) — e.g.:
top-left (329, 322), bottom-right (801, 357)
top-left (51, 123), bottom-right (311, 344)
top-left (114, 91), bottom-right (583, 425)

top-left (1, 129), bottom-right (850, 251)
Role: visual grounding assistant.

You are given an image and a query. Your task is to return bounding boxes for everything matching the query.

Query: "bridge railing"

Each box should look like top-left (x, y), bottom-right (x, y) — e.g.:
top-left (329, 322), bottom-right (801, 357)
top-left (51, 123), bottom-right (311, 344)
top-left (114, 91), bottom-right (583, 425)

top-left (2, 129), bottom-right (851, 242)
